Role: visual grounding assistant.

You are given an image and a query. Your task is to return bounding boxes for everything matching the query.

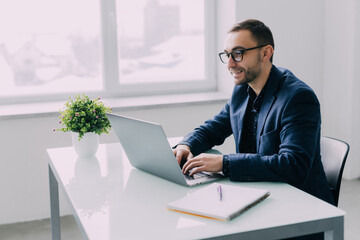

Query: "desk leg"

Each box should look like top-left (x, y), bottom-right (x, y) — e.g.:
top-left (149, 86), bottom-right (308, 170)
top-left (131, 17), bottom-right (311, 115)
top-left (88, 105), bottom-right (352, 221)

top-left (325, 216), bottom-right (344, 240)
top-left (49, 165), bottom-right (61, 240)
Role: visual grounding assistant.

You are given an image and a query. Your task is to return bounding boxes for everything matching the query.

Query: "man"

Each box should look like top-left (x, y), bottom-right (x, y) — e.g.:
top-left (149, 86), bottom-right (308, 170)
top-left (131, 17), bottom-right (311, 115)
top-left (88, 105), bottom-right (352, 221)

top-left (173, 19), bottom-right (334, 238)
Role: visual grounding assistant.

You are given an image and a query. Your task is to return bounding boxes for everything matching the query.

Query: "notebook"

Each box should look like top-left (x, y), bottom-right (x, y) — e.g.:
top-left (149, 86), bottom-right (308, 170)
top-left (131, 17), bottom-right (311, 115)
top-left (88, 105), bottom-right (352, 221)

top-left (106, 113), bottom-right (224, 187)
top-left (167, 183), bottom-right (270, 221)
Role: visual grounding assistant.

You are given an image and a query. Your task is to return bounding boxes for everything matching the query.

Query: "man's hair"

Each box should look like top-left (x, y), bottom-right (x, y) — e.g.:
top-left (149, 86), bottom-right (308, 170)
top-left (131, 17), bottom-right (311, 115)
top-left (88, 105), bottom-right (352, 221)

top-left (228, 19), bottom-right (274, 62)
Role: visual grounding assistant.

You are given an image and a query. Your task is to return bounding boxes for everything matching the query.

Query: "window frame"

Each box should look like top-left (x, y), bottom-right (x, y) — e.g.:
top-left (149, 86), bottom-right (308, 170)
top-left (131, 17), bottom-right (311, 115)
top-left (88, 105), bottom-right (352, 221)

top-left (102, 0), bottom-right (217, 97)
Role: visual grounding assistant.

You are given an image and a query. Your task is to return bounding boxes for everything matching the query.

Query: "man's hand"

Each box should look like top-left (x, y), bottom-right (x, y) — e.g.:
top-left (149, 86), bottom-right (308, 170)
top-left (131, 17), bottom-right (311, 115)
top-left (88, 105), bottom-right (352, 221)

top-left (182, 153), bottom-right (223, 176)
top-left (173, 144), bottom-right (193, 166)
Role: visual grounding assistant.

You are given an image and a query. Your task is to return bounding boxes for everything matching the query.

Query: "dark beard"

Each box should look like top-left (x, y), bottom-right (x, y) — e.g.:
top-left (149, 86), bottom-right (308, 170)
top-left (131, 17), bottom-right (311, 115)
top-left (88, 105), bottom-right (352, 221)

top-left (242, 53), bottom-right (262, 84)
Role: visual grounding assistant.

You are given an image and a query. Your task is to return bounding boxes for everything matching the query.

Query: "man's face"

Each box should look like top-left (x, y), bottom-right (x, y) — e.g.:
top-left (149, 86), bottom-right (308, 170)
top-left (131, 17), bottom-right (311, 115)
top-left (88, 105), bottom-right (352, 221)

top-left (224, 30), bottom-right (263, 85)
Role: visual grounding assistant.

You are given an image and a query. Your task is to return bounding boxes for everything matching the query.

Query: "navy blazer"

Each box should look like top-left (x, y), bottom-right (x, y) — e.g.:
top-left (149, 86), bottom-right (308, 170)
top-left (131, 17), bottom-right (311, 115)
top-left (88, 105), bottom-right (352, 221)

top-left (180, 65), bottom-right (335, 205)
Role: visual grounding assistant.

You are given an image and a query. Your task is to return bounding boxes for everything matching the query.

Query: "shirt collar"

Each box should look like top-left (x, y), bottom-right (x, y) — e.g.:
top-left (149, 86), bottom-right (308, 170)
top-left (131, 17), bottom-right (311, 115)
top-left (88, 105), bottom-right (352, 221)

top-left (247, 83), bottom-right (267, 112)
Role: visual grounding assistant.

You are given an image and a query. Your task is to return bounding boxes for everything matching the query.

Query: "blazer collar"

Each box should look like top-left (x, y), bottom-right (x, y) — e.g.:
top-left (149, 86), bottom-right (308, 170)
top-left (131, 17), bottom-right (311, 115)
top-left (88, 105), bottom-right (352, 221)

top-left (262, 65), bottom-right (283, 97)
top-left (256, 65), bottom-right (283, 149)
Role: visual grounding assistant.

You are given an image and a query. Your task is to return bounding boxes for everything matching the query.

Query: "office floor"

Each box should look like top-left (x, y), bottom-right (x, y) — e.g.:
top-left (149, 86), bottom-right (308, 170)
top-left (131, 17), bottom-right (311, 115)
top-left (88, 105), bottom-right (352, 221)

top-left (0, 179), bottom-right (359, 240)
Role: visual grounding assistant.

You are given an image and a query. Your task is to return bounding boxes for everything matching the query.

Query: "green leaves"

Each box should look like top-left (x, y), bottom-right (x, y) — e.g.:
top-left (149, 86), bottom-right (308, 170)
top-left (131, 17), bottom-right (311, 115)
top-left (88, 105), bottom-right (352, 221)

top-left (56, 94), bottom-right (112, 139)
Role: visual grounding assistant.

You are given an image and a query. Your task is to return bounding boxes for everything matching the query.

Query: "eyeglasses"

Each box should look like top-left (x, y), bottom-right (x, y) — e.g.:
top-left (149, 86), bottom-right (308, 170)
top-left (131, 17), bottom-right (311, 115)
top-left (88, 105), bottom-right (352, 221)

top-left (218, 45), bottom-right (267, 64)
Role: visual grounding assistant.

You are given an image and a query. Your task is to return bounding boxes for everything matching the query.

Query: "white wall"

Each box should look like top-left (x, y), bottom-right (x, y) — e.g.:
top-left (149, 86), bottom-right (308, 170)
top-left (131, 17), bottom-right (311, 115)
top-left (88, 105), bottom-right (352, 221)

top-left (322, 0), bottom-right (360, 179)
top-left (1, 0), bottom-right (360, 225)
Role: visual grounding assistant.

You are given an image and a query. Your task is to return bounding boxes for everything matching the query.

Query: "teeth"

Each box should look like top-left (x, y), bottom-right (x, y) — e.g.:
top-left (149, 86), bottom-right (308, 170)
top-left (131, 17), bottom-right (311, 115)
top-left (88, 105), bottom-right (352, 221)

top-left (232, 70), bottom-right (243, 74)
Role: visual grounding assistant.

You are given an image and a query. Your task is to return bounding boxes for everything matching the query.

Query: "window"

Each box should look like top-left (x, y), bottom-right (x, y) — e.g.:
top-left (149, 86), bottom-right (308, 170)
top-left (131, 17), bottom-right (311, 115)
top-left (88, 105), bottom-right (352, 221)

top-left (0, 0), bottom-right (216, 104)
top-left (117, 0), bottom-right (206, 84)
top-left (0, 0), bottom-right (102, 103)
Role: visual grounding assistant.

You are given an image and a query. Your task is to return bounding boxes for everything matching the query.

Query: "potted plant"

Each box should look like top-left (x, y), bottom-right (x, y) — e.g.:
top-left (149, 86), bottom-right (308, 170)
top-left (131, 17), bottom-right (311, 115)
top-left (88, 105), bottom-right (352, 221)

top-left (56, 94), bottom-right (112, 157)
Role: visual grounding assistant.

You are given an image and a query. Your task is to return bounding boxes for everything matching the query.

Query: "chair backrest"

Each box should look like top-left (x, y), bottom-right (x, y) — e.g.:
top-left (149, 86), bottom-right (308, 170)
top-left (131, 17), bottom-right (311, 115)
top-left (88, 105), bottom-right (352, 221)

top-left (320, 136), bottom-right (350, 206)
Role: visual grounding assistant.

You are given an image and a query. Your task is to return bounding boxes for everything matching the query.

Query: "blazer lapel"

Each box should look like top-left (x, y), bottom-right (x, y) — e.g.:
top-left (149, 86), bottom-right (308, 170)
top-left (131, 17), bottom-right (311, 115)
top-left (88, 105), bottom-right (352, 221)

top-left (231, 85), bottom-right (249, 153)
top-left (256, 66), bottom-right (282, 150)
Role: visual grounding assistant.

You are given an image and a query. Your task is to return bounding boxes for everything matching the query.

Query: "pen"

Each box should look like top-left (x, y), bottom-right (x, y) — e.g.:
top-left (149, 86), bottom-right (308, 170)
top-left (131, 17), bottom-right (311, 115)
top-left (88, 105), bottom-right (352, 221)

top-left (217, 185), bottom-right (223, 201)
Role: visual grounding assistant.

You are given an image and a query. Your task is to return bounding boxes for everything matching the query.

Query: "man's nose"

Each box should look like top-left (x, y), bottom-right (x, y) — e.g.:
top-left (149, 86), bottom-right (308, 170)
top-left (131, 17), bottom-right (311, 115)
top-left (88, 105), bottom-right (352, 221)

top-left (227, 56), bottom-right (237, 69)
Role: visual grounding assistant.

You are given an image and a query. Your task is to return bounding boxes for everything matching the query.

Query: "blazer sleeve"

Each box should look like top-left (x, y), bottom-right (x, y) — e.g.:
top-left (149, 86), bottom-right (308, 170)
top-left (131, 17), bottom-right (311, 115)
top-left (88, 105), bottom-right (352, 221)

top-left (178, 101), bottom-right (233, 156)
top-left (227, 88), bottom-right (321, 186)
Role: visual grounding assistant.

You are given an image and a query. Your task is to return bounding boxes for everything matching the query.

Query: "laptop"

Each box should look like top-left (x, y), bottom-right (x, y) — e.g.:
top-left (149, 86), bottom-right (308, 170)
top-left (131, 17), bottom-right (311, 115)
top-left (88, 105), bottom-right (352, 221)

top-left (107, 113), bottom-right (223, 187)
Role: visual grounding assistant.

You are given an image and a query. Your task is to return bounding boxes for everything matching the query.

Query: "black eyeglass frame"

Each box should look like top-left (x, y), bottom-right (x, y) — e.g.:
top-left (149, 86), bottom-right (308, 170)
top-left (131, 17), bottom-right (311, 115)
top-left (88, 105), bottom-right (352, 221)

top-left (218, 44), bottom-right (267, 64)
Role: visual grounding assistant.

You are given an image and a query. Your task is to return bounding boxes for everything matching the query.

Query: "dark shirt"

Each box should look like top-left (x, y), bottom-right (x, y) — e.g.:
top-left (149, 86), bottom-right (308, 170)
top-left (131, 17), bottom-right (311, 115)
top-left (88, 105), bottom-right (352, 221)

top-left (223, 85), bottom-right (266, 175)
top-left (239, 85), bottom-right (266, 153)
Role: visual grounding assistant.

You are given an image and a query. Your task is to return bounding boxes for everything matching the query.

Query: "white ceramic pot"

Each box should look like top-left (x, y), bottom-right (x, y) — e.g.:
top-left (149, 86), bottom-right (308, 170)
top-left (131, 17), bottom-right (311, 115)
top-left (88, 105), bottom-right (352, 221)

top-left (71, 132), bottom-right (100, 158)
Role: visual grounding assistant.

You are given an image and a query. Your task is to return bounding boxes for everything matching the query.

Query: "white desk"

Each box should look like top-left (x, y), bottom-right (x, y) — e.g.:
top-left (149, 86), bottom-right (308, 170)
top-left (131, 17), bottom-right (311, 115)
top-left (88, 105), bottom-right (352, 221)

top-left (47, 143), bottom-right (345, 240)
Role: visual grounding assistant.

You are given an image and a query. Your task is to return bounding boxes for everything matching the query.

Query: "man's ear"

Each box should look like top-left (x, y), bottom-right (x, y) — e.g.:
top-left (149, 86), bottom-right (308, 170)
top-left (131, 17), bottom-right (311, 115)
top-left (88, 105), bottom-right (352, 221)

top-left (262, 45), bottom-right (274, 62)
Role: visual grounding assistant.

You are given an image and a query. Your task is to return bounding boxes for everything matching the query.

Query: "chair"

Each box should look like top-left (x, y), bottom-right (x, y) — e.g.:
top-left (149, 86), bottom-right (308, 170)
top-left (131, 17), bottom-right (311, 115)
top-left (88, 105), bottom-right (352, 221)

top-left (320, 136), bottom-right (350, 206)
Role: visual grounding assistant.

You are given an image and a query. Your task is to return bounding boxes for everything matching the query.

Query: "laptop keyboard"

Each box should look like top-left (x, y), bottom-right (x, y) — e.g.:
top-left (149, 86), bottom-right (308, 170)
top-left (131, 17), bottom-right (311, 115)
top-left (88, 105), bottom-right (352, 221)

top-left (184, 171), bottom-right (210, 180)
